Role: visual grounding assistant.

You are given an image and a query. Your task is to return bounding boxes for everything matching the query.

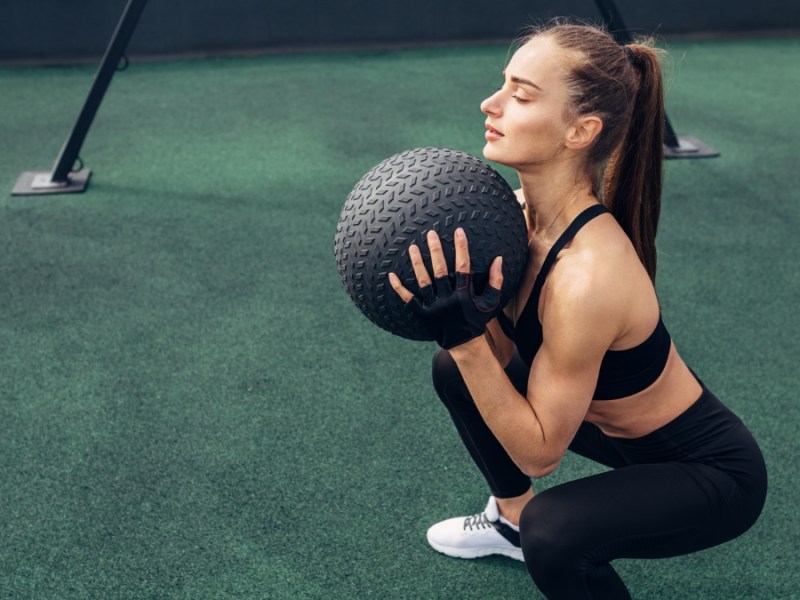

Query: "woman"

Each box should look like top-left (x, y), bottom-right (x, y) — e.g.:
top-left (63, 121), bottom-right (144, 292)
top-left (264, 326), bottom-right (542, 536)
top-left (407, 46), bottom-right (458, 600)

top-left (388, 21), bottom-right (767, 599)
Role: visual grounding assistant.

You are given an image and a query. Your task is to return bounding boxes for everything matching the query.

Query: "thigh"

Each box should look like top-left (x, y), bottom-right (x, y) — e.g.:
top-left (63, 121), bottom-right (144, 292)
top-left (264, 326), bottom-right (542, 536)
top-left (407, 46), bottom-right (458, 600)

top-left (523, 461), bottom-right (743, 561)
top-left (567, 421), bottom-right (631, 469)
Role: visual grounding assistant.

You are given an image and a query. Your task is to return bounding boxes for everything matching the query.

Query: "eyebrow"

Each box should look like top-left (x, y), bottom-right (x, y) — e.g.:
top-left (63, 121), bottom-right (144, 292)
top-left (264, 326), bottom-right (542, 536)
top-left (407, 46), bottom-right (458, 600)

top-left (503, 71), bottom-right (543, 92)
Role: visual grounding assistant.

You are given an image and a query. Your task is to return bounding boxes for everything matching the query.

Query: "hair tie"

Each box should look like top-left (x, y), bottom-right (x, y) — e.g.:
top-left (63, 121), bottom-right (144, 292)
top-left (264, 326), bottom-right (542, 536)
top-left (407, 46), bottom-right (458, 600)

top-left (624, 45), bottom-right (638, 67)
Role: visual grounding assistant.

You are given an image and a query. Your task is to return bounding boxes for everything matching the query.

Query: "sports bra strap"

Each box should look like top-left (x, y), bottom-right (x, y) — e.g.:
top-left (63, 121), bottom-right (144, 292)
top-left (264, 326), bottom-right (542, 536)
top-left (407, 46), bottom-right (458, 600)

top-left (520, 203), bottom-right (608, 327)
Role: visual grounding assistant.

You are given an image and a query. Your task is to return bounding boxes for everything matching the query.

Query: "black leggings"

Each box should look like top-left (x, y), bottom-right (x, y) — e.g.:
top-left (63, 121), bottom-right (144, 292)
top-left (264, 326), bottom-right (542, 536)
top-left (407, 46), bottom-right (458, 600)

top-left (432, 349), bottom-right (767, 600)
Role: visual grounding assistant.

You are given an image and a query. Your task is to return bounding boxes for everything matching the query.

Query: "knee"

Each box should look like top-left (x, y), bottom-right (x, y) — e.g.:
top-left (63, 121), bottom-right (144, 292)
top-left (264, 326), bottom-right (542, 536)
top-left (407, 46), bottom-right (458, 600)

top-left (519, 496), bottom-right (579, 588)
top-left (431, 348), bottom-right (480, 413)
top-left (431, 348), bottom-right (463, 399)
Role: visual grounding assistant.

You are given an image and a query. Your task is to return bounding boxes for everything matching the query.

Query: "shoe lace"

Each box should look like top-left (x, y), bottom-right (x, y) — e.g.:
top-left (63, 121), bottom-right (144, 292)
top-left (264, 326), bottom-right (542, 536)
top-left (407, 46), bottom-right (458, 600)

top-left (463, 512), bottom-right (493, 531)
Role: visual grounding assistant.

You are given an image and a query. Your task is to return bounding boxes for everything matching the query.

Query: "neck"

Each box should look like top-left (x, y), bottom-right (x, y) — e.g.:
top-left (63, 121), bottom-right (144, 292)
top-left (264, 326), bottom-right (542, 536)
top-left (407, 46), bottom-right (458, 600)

top-left (517, 164), bottom-right (597, 243)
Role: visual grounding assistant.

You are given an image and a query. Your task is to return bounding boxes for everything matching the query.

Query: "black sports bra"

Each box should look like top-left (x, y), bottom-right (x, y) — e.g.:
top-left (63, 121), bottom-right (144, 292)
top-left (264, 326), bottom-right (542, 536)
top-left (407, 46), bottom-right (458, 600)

top-left (498, 204), bottom-right (671, 400)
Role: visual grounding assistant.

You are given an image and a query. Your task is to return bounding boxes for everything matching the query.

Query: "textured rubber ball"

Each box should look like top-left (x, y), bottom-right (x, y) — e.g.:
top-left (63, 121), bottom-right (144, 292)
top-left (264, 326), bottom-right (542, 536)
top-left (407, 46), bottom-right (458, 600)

top-left (334, 147), bottom-right (529, 341)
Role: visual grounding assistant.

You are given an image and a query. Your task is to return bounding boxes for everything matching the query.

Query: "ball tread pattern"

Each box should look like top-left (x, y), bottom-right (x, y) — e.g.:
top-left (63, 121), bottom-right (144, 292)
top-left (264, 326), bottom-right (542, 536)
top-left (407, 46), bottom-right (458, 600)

top-left (335, 147), bottom-right (528, 340)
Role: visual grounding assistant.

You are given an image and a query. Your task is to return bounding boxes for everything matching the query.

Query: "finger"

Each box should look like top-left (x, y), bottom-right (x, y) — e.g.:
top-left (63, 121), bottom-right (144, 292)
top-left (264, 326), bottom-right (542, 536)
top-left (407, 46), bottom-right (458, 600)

top-left (426, 230), bottom-right (449, 278)
top-left (488, 256), bottom-right (504, 291)
top-left (408, 244), bottom-right (433, 289)
top-left (454, 228), bottom-right (470, 273)
top-left (476, 284), bottom-right (501, 312)
top-left (388, 272), bottom-right (416, 304)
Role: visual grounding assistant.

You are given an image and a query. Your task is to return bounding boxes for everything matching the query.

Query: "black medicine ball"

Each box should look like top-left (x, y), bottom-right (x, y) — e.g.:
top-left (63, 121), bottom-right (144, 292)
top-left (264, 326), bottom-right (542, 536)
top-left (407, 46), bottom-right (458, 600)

top-left (334, 147), bottom-right (528, 341)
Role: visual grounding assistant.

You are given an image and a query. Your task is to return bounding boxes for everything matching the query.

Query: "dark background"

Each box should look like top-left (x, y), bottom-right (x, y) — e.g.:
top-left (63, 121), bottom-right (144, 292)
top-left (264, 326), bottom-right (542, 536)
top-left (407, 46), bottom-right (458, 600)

top-left (3, 0), bottom-right (800, 63)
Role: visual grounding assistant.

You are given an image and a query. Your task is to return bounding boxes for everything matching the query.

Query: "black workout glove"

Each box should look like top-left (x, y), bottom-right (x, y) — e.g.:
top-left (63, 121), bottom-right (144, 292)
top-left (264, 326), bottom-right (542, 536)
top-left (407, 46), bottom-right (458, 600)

top-left (409, 272), bottom-right (502, 349)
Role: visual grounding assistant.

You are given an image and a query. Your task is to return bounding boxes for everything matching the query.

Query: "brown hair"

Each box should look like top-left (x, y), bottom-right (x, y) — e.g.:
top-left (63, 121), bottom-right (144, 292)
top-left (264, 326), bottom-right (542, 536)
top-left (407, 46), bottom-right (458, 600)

top-left (525, 21), bottom-right (665, 282)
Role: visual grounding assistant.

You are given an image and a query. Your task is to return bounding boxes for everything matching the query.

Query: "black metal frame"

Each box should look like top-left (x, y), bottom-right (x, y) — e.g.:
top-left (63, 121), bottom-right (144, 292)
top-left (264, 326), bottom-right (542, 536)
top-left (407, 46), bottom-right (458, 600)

top-left (11, 0), bottom-right (149, 196)
top-left (593, 0), bottom-right (719, 159)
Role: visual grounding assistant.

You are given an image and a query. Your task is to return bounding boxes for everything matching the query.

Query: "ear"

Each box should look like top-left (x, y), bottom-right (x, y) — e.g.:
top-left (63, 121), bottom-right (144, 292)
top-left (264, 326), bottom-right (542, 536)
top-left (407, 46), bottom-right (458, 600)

top-left (565, 115), bottom-right (603, 150)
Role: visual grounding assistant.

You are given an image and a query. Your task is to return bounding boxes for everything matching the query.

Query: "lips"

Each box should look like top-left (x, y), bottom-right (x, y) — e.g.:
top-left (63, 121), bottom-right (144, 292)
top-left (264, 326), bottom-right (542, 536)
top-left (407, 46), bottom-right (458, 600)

top-left (485, 123), bottom-right (504, 141)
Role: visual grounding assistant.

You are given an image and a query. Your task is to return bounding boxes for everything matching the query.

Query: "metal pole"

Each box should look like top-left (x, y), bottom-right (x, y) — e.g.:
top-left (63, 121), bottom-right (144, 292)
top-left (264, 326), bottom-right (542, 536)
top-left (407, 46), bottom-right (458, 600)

top-left (592, 0), bottom-right (719, 159)
top-left (12, 0), bottom-right (150, 196)
top-left (594, 0), bottom-right (633, 43)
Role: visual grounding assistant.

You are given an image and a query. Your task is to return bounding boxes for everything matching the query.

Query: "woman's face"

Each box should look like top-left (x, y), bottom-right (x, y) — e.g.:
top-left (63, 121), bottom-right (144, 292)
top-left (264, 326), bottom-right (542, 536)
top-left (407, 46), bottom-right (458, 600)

top-left (481, 36), bottom-right (576, 170)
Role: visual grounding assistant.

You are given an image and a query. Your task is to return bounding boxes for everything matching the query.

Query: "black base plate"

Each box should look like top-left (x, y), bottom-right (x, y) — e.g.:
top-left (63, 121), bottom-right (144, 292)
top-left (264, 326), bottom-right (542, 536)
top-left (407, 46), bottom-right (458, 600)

top-left (11, 169), bottom-right (92, 196)
top-left (664, 136), bottom-right (720, 159)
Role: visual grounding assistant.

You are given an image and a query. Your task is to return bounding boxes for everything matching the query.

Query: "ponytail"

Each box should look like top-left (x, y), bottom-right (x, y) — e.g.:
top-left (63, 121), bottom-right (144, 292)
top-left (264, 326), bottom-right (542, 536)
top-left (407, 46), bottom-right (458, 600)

top-left (529, 23), bottom-right (666, 283)
top-left (603, 44), bottom-right (665, 283)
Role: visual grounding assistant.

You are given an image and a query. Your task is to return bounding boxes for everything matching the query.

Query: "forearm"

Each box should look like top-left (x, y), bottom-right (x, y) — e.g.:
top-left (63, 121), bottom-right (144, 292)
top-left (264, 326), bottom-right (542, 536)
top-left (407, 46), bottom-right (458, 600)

top-left (449, 336), bottom-right (561, 477)
top-left (484, 318), bottom-right (515, 368)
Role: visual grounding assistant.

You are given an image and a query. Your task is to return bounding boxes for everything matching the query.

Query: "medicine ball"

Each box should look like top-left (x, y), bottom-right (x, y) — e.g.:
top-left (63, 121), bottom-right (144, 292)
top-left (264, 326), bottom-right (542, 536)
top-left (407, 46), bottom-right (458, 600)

top-left (334, 147), bottom-right (528, 341)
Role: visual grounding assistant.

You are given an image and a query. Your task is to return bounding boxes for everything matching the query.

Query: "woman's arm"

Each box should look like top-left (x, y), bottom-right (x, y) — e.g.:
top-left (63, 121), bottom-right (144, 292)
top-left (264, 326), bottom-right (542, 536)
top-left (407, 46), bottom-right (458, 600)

top-left (389, 226), bottom-right (623, 477)
top-left (484, 317), bottom-right (516, 368)
top-left (450, 269), bottom-right (618, 477)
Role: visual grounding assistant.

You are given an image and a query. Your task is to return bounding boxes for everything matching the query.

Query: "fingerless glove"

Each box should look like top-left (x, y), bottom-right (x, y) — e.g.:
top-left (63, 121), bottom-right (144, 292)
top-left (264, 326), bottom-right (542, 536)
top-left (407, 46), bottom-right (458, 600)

top-left (409, 272), bottom-right (502, 349)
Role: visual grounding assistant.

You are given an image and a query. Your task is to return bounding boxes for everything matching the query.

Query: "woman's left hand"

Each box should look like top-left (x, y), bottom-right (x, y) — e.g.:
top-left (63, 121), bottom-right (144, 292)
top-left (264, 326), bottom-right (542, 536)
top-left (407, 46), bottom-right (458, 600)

top-left (388, 227), bottom-right (504, 349)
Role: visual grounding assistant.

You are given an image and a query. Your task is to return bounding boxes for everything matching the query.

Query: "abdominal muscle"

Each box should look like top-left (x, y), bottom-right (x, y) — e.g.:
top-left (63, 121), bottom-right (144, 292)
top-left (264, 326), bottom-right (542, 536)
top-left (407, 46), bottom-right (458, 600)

top-left (583, 342), bottom-right (704, 439)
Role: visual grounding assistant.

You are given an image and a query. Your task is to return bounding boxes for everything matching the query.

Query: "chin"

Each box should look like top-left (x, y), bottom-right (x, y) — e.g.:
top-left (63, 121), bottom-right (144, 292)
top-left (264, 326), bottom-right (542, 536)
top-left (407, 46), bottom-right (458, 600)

top-left (482, 144), bottom-right (511, 167)
top-left (482, 143), bottom-right (502, 163)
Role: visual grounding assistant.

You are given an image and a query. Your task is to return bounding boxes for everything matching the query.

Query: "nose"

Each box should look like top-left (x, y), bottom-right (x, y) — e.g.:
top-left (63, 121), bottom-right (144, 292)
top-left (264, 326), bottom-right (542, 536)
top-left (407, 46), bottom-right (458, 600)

top-left (480, 89), bottom-right (502, 116)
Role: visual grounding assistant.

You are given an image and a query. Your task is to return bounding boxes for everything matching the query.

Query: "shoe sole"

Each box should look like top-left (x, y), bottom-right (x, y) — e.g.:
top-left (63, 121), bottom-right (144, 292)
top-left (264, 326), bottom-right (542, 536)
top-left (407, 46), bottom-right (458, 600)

top-left (427, 536), bottom-right (525, 562)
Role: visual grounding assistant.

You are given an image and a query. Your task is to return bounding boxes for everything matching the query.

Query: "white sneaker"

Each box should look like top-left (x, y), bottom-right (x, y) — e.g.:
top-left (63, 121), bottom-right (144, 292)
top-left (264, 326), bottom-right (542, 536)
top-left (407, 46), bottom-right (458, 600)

top-left (426, 496), bottom-right (524, 562)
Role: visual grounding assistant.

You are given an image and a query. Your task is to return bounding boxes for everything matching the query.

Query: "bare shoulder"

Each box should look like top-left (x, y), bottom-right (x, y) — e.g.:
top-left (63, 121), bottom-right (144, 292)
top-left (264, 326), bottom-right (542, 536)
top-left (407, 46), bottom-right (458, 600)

top-left (551, 215), bottom-right (635, 298)
top-left (542, 213), bottom-right (652, 348)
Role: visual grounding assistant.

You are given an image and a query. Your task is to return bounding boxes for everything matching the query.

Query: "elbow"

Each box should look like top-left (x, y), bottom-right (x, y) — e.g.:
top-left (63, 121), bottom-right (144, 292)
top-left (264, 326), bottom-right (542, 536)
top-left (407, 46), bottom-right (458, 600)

top-left (519, 458), bottom-right (561, 479)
